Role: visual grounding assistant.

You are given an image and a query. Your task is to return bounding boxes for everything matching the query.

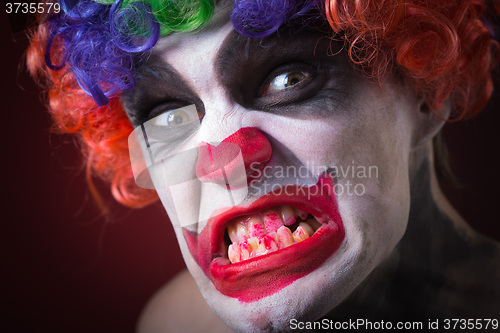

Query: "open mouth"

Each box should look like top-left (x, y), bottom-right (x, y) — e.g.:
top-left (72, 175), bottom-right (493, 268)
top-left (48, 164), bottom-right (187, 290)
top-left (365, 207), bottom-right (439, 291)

top-left (225, 205), bottom-right (322, 263)
top-left (182, 175), bottom-right (345, 302)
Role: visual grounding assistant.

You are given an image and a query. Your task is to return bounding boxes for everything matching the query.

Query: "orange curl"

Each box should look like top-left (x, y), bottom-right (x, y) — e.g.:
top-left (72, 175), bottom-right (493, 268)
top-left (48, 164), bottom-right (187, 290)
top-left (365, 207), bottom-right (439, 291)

top-left (324, 0), bottom-right (499, 119)
top-left (27, 26), bottom-right (157, 208)
top-left (27, 0), bottom-right (499, 208)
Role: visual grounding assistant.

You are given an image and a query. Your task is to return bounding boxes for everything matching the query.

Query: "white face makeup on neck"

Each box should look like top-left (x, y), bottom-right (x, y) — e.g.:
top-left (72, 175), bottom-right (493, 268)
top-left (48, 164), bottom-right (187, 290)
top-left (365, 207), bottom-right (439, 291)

top-left (123, 6), bottom-right (427, 332)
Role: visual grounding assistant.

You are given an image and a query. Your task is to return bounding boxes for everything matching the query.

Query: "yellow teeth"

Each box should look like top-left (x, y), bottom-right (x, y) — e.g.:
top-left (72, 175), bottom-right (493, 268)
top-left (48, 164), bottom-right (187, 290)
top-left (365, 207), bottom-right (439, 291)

top-left (248, 216), bottom-right (267, 238)
top-left (236, 223), bottom-right (249, 242)
top-left (281, 205), bottom-right (296, 226)
top-left (300, 221), bottom-right (314, 236)
top-left (227, 224), bottom-right (239, 243)
top-left (247, 237), bottom-right (259, 253)
top-left (294, 208), bottom-right (308, 220)
top-left (292, 224), bottom-right (311, 242)
top-left (263, 210), bottom-right (285, 233)
top-left (228, 244), bottom-right (241, 263)
top-left (227, 217), bottom-right (251, 243)
top-left (258, 232), bottom-right (279, 254)
top-left (225, 205), bottom-right (323, 263)
top-left (226, 205), bottom-right (308, 242)
top-left (228, 234), bottom-right (281, 261)
top-left (277, 226), bottom-right (294, 248)
top-left (228, 221), bottom-right (317, 263)
top-left (240, 242), bottom-right (251, 260)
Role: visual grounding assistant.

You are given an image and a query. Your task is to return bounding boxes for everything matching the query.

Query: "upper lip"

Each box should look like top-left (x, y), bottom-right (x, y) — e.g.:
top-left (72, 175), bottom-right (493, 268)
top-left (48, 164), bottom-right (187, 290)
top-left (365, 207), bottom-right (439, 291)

top-left (183, 174), bottom-right (345, 302)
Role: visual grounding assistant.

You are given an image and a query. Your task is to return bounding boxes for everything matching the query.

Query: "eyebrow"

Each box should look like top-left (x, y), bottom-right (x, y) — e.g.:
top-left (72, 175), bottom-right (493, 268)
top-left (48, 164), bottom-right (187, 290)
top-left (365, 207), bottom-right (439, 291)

top-left (212, 27), bottom-right (344, 104)
top-left (122, 26), bottom-right (342, 125)
top-left (121, 29), bottom-right (244, 125)
top-left (214, 21), bottom-right (347, 67)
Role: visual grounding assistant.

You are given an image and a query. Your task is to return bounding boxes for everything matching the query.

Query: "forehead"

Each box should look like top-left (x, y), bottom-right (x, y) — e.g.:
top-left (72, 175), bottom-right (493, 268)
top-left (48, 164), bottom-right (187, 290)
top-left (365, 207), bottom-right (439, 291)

top-left (152, 4), bottom-right (234, 67)
top-left (148, 5), bottom-right (338, 82)
top-left (121, 15), bottom-right (350, 126)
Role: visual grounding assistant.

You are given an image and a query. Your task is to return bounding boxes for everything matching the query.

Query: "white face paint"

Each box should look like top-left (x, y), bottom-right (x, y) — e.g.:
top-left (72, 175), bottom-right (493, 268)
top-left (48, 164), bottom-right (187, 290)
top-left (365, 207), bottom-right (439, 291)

top-left (123, 7), bottom-right (423, 332)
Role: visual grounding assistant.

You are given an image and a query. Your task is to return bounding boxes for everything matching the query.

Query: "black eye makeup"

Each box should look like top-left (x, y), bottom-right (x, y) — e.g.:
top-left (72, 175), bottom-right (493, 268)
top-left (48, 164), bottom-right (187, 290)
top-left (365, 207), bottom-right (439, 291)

top-left (123, 28), bottom-right (353, 128)
top-left (152, 107), bottom-right (199, 127)
top-left (121, 61), bottom-right (204, 127)
top-left (148, 101), bottom-right (204, 125)
top-left (253, 62), bottom-right (327, 109)
top-left (214, 29), bottom-right (351, 114)
top-left (138, 104), bottom-right (203, 161)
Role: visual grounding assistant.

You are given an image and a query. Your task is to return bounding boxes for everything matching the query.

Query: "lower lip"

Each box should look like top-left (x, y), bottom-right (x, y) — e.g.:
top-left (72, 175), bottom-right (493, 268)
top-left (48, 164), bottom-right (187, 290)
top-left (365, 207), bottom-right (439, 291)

top-left (183, 176), bottom-right (345, 302)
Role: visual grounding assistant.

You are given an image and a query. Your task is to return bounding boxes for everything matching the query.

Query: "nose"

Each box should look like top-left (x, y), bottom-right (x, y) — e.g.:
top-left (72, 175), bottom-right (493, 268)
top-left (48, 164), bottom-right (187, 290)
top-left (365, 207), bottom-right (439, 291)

top-left (195, 127), bottom-right (272, 188)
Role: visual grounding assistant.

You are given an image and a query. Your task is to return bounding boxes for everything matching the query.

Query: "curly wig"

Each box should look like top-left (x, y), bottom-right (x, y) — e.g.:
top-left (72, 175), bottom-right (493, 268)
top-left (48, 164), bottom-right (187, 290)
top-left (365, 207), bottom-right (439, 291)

top-left (27, 0), bottom-right (499, 207)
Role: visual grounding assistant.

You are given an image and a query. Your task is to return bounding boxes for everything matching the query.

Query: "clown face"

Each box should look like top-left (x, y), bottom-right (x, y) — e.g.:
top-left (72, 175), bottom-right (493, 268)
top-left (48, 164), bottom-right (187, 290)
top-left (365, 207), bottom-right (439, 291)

top-left (123, 6), bottom-right (429, 332)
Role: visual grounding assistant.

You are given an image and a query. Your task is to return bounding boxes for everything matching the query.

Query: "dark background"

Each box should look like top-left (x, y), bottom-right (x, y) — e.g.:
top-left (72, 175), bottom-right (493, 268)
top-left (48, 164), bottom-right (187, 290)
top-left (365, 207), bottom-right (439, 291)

top-left (1, 12), bottom-right (185, 333)
top-left (1, 9), bottom-right (500, 333)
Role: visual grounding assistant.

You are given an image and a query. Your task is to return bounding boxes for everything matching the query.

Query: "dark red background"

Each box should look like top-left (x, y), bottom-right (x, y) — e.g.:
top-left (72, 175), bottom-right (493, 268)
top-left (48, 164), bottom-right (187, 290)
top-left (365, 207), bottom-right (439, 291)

top-left (1, 11), bottom-right (499, 333)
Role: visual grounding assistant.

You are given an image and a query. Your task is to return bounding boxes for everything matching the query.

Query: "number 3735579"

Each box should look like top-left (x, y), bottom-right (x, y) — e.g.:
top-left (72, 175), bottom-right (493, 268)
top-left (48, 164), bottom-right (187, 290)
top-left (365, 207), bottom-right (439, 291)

top-left (6, 2), bottom-right (61, 14)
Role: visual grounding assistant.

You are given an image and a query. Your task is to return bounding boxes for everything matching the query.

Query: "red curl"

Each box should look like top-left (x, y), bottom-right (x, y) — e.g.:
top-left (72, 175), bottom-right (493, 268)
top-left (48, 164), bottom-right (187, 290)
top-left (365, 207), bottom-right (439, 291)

top-left (26, 0), bottom-right (499, 208)
top-left (325, 0), bottom-right (499, 119)
top-left (27, 27), bottom-right (157, 208)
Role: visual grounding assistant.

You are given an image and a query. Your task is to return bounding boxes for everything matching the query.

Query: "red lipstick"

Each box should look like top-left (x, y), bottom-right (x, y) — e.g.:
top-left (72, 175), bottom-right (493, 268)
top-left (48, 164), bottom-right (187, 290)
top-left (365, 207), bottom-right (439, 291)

top-left (183, 175), bottom-right (345, 302)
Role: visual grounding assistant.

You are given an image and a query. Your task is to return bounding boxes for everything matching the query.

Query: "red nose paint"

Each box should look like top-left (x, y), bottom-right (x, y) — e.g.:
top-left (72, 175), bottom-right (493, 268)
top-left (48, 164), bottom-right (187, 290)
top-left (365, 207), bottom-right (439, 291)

top-left (196, 127), bottom-right (272, 188)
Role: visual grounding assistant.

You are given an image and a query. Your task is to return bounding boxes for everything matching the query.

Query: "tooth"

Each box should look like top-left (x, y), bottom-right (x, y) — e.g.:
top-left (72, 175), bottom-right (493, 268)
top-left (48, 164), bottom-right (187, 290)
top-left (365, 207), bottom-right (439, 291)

top-left (247, 237), bottom-right (260, 257)
top-left (269, 231), bottom-right (279, 243)
top-left (257, 237), bottom-right (267, 254)
top-left (228, 244), bottom-right (241, 263)
top-left (299, 222), bottom-right (314, 236)
top-left (227, 218), bottom-right (250, 243)
top-left (281, 205), bottom-right (296, 226)
top-left (228, 211), bottom-right (318, 263)
top-left (236, 223), bottom-right (250, 242)
top-left (239, 242), bottom-right (251, 260)
top-left (227, 223), bottom-right (239, 243)
top-left (258, 232), bottom-right (279, 253)
top-left (266, 232), bottom-right (279, 251)
top-left (295, 208), bottom-right (308, 220)
top-left (263, 211), bottom-right (284, 233)
top-left (248, 216), bottom-right (267, 238)
top-left (277, 226), bottom-right (294, 248)
top-left (293, 225), bottom-right (310, 242)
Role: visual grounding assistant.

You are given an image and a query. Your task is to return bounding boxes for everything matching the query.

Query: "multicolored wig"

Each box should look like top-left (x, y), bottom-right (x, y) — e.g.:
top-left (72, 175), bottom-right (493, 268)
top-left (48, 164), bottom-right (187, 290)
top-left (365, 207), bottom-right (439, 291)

top-left (27, 0), bottom-right (499, 208)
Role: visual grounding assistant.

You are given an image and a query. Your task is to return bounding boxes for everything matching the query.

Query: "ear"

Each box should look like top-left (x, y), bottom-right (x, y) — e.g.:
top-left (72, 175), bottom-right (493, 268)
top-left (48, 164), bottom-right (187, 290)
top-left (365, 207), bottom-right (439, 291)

top-left (410, 98), bottom-right (451, 149)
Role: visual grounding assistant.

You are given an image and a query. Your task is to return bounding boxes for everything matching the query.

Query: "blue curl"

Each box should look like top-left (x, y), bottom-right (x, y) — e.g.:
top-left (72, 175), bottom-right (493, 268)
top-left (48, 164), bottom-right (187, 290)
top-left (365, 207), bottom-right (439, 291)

top-left (47, 0), bottom-right (160, 106)
top-left (47, 0), bottom-right (324, 106)
top-left (231, 0), bottom-right (322, 38)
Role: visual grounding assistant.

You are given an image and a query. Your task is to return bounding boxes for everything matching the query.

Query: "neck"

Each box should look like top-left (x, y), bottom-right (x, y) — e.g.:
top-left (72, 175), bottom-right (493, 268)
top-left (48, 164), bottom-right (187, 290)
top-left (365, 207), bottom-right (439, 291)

top-left (324, 142), bottom-right (500, 322)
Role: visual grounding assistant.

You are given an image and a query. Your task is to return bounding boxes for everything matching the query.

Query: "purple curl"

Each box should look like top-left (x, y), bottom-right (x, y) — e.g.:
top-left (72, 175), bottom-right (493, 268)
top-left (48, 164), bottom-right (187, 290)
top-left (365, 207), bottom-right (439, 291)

top-left (46, 0), bottom-right (160, 106)
top-left (231, 0), bottom-right (323, 38)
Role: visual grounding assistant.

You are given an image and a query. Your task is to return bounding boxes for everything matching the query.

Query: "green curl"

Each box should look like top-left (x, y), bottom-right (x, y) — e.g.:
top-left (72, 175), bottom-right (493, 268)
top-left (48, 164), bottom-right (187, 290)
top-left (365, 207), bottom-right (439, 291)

top-left (114, 0), bottom-right (215, 36)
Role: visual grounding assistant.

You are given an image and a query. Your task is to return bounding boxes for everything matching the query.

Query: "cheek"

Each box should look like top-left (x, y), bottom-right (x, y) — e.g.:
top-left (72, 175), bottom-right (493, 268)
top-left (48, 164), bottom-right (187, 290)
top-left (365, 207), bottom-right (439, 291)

top-left (330, 103), bottom-right (412, 262)
top-left (247, 88), bottom-right (413, 257)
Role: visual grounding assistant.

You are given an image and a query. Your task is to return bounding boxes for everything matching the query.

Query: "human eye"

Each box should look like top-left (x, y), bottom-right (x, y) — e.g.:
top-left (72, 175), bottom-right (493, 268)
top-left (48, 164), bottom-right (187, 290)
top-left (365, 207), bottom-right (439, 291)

top-left (259, 70), bottom-right (312, 97)
top-left (252, 62), bottom-right (324, 109)
top-left (142, 104), bottom-right (203, 146)
top-left (152, 106), bottom-right (201, 127)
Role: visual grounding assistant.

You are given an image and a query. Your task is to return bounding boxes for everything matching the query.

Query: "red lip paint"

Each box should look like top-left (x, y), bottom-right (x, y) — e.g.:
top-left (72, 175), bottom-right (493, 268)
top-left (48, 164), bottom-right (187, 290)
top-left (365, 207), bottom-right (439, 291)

top-left (183, 175), bottom-right (345, 302)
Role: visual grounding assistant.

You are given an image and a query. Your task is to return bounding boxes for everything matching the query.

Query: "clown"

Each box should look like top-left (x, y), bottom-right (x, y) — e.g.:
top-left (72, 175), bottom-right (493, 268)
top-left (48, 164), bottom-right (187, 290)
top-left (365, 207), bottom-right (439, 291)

top-left (28, 0), bottom-right (500, 332)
